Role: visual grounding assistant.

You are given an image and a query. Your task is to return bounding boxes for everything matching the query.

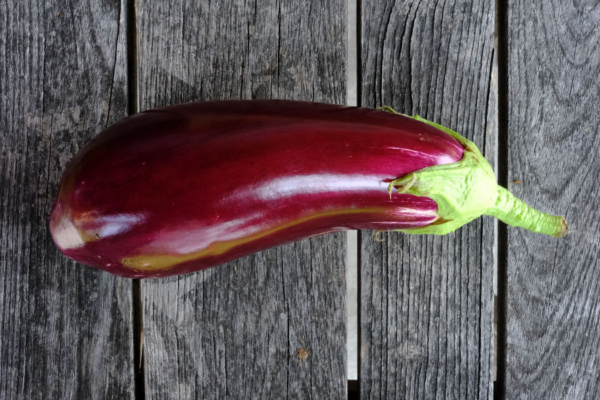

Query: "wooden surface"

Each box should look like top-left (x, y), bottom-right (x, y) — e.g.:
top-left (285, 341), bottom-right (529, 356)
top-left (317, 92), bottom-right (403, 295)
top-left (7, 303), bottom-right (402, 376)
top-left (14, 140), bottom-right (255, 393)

top-left (360, 0), bottom-right (496, 398)
top-left (0, 0), bottom-right (134, 399)
top-left (506, 0), bottom-right (600, 398)
top-left (2, 0), bottom-right (599, 398)
top-left (137, 0), bottom-right (347, 398)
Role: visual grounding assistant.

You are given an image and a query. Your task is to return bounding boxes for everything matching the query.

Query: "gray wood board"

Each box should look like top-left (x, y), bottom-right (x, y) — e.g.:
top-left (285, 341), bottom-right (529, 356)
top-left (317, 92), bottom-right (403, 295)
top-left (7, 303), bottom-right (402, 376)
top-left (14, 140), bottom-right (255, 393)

top-left (0, 0), bottom-right (134, 399)
top-left (360, 0), bottom-right (496, 398)
top-left (506, 0), bottom-right (600, 398)
top-left (137, 0), bottom-right (347, 398)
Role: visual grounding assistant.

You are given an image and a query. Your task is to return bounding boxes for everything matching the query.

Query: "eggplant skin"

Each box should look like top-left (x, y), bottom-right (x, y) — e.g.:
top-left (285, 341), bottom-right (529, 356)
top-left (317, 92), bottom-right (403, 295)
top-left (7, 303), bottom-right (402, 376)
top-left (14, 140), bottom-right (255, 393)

top-left (49, 100), bottom-right (464, 278)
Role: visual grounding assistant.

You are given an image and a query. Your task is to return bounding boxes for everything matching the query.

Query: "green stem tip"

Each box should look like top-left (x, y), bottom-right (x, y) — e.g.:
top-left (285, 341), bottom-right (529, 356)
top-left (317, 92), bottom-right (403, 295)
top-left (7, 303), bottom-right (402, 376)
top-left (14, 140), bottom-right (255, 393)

top-left (484, 186), bottom-right (570, 238)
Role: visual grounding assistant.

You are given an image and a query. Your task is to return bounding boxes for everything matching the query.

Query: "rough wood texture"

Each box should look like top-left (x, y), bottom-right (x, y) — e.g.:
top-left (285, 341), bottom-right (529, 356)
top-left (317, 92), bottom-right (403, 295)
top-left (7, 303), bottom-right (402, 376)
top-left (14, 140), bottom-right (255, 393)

top-left (0, 0), bottom-right (134, 399)
top-left (360, 0), bottom-right (496, 398)
top-left (137, 0), bottom-right (347, 398)
top-left (506, 1), bottom-right (600, 398)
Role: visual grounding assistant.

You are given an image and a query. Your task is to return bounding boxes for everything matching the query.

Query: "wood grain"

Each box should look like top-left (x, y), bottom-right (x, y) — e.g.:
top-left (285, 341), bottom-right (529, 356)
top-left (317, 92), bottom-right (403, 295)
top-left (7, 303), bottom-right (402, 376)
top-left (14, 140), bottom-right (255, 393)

top-left (137, 0), bottom-right (347, 398)
top-left (506, 0), bottom-right (600, 398)
top-left (360, 0), bottom-right (496, 398)
top-left (0, 0), bottom-right (134, 398)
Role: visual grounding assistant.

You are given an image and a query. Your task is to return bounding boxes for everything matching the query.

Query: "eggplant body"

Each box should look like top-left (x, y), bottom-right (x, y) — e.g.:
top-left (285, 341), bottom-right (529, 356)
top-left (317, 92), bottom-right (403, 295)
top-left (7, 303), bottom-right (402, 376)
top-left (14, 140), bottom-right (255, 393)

top-left (50, 100), bottom-right (468, 277)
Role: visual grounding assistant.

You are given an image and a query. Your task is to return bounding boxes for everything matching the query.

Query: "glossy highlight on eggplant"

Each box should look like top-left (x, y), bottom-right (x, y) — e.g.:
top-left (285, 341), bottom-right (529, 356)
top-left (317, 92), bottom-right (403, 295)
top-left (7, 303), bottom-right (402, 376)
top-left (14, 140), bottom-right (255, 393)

top-left (49, 100), bottom-right (568, 278)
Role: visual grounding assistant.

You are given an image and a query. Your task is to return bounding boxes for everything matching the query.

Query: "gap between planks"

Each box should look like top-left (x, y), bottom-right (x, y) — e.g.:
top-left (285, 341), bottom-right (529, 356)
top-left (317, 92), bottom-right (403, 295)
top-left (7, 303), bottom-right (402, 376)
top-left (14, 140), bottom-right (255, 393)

top-left (346, 0), bottom-right (360, 387)
top-left (493, 0), bottom-right (509, 398)
top-left (126, 0), bottom-right (145, 398)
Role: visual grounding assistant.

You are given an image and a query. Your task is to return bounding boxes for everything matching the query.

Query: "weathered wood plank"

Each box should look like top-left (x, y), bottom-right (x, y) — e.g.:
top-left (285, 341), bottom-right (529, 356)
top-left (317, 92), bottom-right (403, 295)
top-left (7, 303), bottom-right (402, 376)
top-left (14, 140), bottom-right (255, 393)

top-left (137, 1), bottom-right (347, 398)
top-left (360, 0), bottom-right (496, 398)
top-left (0, 0), bottom-right (134, 399)
top-left (506, 1), bottom-right (600, 398)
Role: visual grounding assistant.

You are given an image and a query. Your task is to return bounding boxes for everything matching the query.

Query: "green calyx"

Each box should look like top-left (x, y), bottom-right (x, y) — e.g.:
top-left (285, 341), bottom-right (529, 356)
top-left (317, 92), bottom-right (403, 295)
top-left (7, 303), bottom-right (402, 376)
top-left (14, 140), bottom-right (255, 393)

top-left (380, 107), bottom-right (569, 237)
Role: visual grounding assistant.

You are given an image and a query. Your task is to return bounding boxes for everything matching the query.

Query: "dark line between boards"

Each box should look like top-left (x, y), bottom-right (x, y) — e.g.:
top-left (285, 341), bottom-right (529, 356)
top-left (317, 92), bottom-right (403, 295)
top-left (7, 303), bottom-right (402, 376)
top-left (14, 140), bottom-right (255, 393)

top-left (132, 280), bottom-right (145, 400)
top-left (354, 0), bottom-right (363, 398)
top-left (356, 231), bottom-right (363, 399)
top-left (127, 0), bottom-right (139, 117)
top-left (126, 0), bottom-right (145, 398)
top-left (494, 0), bottom-right (509, 398)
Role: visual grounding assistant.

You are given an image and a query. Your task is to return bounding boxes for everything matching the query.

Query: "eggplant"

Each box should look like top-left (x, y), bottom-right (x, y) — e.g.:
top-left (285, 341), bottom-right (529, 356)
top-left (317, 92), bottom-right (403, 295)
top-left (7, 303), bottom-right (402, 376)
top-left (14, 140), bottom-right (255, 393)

top-left (49, 100), bottom-right (568, 278)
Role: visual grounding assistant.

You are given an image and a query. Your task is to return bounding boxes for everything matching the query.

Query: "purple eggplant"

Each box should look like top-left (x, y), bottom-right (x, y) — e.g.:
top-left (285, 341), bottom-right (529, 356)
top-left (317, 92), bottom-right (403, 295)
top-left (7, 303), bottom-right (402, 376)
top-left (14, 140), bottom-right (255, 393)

top-left (49, 100), bottom-right (568, 278)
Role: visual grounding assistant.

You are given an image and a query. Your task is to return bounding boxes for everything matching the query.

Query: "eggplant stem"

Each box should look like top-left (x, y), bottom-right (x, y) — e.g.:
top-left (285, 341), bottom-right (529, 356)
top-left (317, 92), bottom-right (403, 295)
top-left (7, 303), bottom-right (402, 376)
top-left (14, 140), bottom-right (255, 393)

top-left (381, 112), bottom-right (569, 238)
top-left (484, 186), bottom-right (569, 237)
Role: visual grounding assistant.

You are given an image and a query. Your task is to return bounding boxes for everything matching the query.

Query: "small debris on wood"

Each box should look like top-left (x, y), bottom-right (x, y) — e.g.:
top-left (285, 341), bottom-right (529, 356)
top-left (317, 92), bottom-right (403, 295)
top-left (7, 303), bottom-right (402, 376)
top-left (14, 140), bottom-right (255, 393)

top-left (297, 348), bottom-right (308, 362)
top-left (513, 180), bottom-right (522, 184)
top-left (374, 230), bottom-right (386, 242)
